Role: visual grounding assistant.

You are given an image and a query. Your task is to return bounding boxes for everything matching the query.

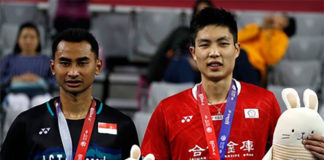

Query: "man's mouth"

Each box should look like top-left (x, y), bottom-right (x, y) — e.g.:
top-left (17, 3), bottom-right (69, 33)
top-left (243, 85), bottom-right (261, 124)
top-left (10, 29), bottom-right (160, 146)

top-left (65, 80), bottom-right (82, 87)
top-left (207, 61), bottom-right (223, 70)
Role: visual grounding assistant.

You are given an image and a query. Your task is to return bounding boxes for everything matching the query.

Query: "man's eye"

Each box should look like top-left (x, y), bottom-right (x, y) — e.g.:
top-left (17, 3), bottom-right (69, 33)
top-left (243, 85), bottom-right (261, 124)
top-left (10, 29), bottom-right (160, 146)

top-left (60, 62), bottom-right (70, 66)
top-left (78, 62), bottom-right (88, 66)
top-left (220, 43), bottom-right (230, 46)
top-left (199, 44), bottom-right (209, 47)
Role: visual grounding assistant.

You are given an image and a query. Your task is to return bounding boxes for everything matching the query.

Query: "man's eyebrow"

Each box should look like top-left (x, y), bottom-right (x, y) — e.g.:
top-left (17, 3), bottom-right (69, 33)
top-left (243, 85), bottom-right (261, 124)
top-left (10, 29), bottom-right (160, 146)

top-left (216, 36), bottom-right (230, 42)
top-left (198, 36), bottom-right (231, 43)
top-left (58, 57), bottom-right (71, 62)
top-left (198, 39), bottom-right (211, 43)
top-left (76, 57), bottom-right (90, 61)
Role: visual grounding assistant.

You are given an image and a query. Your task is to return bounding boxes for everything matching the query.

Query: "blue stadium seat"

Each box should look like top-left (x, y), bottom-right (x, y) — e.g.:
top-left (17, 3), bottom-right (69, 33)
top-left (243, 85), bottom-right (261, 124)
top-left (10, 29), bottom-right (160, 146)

top-left (270, 60), bottom-right (322, 90)
top-left (0, 24), bottom-right (19, 55)
top-left (285, 36), bottom-right (324, 60)
top-left (148, 82), bottom-right (193, 112)
top-left (1, 2), bottom-right (45, 25)
top-left (290, 13), bottom-right (324, 36)
top-left (135, 9), bottom-right (183, 56)
top-left (235, 10), bottom-right (267, 29)
top-left (133, 111), bottom-right (152, 144)
top-left (91, 12), bottom-right (135, 58)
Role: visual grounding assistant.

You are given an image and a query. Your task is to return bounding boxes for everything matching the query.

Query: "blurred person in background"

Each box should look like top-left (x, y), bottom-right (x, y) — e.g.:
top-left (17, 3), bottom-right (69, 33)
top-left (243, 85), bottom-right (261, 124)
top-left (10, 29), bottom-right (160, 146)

top-left (0, 22), bottom-right (55, 138)
top-left (53, 0), bottom-right (90, 34)
top-left (235, 13), bottom-right (296, 86)
top-left (146, 0), bottom-right (215, 84)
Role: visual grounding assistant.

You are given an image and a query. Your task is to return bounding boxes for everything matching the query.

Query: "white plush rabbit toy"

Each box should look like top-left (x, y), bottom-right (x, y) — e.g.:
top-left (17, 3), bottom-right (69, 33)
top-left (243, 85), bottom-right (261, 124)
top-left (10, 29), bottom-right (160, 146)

top-left (263, 88), bottom-right (324, 160)
top-left (125, 144), bottom-right (155, 160)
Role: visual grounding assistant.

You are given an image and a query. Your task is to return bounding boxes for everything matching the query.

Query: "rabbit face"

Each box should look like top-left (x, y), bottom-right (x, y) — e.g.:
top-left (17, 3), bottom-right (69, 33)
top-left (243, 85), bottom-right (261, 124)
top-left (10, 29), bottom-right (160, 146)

top-left (273, 108), bottom-right (324, 146)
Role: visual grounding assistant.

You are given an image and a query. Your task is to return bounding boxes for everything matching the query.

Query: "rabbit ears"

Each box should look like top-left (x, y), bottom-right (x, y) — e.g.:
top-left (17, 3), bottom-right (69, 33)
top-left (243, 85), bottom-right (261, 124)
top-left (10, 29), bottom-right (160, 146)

top-left (281, 88), bottom-right (318, 111)
top-left (129, 145), bottom-right (141, 160)
top-left (126, 145), bottom-right (155, 160)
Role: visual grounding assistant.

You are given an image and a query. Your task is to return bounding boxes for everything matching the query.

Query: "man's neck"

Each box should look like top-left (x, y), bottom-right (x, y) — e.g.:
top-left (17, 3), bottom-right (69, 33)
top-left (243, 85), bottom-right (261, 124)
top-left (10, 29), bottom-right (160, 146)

top-left (59, 88), bottom-right (93, 120)
top-left (201, 76), bottom-right (232, 104)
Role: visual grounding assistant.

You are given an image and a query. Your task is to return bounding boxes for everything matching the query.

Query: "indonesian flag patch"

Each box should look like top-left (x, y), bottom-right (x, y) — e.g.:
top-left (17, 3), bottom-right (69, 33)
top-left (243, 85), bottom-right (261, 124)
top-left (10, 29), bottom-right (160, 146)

top-left (98, 122), bottom-right (117, 135)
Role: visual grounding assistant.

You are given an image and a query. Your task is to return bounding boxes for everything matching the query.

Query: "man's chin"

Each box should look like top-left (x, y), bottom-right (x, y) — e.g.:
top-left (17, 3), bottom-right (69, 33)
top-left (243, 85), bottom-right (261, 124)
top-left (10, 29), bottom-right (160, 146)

top-left (60, 84), bottom-right (92, 95)
top-left (62, 87), bottom-right (84, 95)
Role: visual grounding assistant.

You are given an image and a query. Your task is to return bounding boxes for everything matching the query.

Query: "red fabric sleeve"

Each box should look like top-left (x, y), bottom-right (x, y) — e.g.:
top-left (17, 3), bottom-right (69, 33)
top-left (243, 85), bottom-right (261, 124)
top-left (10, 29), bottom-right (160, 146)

top-left (266, 92), bottom-right (281, 150)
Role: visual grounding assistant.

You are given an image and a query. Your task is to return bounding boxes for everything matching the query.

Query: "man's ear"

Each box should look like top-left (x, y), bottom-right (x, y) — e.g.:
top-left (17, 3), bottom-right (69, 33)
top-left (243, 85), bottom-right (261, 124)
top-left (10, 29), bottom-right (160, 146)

top-left (234, 42), bottom-right (240, 59)
top-left (189, 46), bottom-right (197, 61)
top-left (95, 59), bottom-right (103, 75)
top-left (50, 59), bottom-right (55, 75)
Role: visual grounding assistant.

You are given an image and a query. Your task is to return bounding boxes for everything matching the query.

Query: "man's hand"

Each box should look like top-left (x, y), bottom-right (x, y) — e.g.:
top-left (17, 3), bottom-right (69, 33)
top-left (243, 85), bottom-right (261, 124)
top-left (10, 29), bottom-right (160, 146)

top-left (11, 72), bottom-right (40, 83)
top-left (303, 134), bottom-right (324, 160)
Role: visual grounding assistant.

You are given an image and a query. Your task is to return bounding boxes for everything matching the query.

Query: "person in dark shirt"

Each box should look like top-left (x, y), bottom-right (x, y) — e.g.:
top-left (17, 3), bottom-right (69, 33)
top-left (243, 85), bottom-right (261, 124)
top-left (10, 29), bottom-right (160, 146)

top-left (0, 28), bottom-right (139, 160)
top-left (147, 0), bottom-right (214, 84)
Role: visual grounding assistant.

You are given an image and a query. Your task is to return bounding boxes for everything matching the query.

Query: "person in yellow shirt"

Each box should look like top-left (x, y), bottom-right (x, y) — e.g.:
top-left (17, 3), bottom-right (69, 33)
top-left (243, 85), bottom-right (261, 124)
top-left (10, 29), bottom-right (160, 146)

top-left (235, 14), bottom-right (296, 86)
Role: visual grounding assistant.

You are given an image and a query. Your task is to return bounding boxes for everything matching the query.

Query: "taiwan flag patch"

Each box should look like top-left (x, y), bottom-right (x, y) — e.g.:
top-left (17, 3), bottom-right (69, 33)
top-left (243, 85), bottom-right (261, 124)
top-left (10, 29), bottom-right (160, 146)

top-left (98, 122), bottom-right (117, 135)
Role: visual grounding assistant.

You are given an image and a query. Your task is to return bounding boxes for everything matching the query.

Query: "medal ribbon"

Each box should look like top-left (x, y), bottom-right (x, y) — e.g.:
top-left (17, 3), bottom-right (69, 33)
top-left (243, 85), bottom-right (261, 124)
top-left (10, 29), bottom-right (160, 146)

top-left (56, 99), bottom-right (96, 160)
top-left (197, 80), bottom-right (238, 160)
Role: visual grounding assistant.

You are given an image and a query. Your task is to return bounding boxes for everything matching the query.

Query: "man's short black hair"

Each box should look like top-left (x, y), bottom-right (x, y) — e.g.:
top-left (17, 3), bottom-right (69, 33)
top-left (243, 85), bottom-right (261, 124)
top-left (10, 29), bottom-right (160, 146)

top-left (190, 7), bottom-right (238, 46)
top-left (52, 28), bottom-right (99, 59)
top-left (283, 16), bottom-right (296, 37)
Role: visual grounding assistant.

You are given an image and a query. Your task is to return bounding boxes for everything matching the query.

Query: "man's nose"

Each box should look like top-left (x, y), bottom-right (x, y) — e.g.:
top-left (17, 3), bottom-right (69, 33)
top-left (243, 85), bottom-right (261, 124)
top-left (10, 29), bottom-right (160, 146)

top-left (67, 66), bottom-right (80, 77)
top-left (209, 47), bottom-right (220, 57)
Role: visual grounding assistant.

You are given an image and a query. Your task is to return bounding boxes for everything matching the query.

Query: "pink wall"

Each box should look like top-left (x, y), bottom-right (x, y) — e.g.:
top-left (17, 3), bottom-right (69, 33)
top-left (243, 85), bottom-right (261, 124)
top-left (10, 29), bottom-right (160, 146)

top-left (91, 0), bottom-right (324, 13)
top-left (2, 0), bottom-right (323, 13)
